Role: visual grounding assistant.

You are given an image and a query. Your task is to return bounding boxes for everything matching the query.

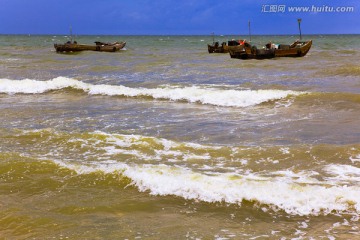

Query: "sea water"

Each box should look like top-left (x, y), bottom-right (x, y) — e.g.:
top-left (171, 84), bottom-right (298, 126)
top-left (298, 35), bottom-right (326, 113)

top-left (0, 34), bottom-right (360, 239)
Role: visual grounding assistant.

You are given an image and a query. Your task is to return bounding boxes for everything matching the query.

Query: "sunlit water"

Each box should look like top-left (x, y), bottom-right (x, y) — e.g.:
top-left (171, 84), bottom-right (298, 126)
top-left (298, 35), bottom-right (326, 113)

top-left (1, 34), bottom-right (360, 239)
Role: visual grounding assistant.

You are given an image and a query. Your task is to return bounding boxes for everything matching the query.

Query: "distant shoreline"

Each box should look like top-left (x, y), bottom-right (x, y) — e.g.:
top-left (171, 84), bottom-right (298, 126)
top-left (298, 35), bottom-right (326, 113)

top-left (0, 33), bottom-right (360, 37)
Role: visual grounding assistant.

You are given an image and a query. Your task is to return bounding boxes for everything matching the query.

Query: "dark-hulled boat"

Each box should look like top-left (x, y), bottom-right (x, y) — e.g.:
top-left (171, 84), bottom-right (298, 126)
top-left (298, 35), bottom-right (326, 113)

top-left (54, 41), bottom-right (126, 53)
top-left (208, 40), bottom-right (244, 53)
top-left (228, 40), bottom-right (312, 59)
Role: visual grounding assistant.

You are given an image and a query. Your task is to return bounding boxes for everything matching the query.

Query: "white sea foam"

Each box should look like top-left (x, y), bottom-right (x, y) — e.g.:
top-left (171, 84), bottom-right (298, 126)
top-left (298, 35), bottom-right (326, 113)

top-left (0, 77), bottom-right (304, 107)
top-left (324, 164), bottom-right (360, 183)
top-left (55, 160), bottom-right (360, 216)
top-left (0, 77), bottom-right (88, 94)
top-left (325, 164), bottom-right (360, 176)
top-left (279, 147), bottom-right (290, 154)
top-left (350, 154), bottom-right (360, 163)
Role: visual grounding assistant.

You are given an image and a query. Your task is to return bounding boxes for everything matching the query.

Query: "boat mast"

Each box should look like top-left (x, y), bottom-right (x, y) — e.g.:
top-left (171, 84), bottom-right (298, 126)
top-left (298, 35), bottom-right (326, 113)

top-left (248, 20), bottom-right (252, 42)
top-left (211, 32), bottom-right (214, 44)
top-left (297, 18), bottom-right (302, 40)
top-left (70, 25), bottom-right (74, 43)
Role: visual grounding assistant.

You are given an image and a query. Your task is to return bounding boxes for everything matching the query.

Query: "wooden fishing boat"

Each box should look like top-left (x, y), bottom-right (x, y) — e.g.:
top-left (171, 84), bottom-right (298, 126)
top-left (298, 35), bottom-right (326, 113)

top-left (54, 41), bottom-right (126, 53)
top-left (228, 40), bottom-right (312, 59)
top-left (208, 40), bottom-right (245, 53)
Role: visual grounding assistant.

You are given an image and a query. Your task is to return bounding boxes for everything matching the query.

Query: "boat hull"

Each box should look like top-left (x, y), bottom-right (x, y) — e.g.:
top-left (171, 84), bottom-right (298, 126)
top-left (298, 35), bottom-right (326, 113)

top-left (208, 40), bottom-right (244, 53)
top-left (208, 44), bottom-right (227, 53)
top-left (208, 44), bottom-right (244, 54)
top-left (229, 40), bottom-right (312, 59)
top-left (54, 42), bottom-right (126, 53)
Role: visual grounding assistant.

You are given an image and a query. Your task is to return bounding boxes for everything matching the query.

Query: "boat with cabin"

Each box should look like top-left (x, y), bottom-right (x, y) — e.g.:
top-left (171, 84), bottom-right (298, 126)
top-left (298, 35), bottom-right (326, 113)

top-left (228, 40), bottom-right (312, 59)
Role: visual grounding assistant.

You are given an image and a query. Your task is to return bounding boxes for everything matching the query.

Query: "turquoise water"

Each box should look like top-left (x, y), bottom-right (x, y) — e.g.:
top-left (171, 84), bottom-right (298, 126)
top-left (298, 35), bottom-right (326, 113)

top-left (1, 34), bottom-right (360, 239)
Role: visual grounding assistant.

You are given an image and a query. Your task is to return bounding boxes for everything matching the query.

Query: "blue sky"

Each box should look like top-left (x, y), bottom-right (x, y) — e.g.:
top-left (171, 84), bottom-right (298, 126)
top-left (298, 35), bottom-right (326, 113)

top-left (0, 0), bottom-right (359, 35)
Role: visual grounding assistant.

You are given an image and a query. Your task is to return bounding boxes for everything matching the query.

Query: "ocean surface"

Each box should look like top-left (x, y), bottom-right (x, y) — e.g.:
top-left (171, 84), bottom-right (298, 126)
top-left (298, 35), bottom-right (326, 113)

top-left (0, 34), bottom-right (360, 239)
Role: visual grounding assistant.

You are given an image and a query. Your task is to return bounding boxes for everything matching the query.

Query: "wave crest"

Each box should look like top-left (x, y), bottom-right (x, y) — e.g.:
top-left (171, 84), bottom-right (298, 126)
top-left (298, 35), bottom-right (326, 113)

top-left (56, 161), bottom-right (360, 216)
top-left (0, 77), bottom-right (304, 107)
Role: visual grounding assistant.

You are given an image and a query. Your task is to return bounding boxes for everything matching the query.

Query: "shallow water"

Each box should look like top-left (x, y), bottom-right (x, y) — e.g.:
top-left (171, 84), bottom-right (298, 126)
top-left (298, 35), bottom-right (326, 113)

top-left (1, 34), bottom-right (360, 239)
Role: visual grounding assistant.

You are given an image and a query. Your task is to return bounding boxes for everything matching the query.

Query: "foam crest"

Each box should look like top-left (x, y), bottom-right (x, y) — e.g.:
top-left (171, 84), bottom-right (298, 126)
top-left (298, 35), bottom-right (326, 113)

top-left (0, 77), bottom-right (304, 107)
top-left (324, 164), bottom-right (360, 183)
top-left (55, 161), bottom-right (360, 216)
top-left (93, 131), bottom-right (220, 162)
top-left (0, 77), bottom-right (88, 94)
top-left (350, 154), bottom-right (360, 163)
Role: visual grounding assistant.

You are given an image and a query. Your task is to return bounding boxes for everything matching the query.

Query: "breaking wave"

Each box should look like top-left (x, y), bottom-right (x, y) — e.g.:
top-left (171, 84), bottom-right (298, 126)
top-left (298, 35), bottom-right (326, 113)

top-left (0, 77), bottom-right (304, 107)
top-left (55, 159), bottom-right (360, 216)
top-left (3, 129), bottom-right (360, 216)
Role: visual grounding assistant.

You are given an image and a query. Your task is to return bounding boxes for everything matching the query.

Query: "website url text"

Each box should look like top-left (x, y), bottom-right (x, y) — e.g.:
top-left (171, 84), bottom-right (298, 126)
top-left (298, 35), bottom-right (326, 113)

top-left (261, 5), bottom-right (355, 13)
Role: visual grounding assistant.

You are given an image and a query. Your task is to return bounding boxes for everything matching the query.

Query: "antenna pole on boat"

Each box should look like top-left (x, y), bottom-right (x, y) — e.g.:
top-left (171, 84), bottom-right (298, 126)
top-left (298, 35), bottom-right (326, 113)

top-left (70, 25), bottom-right (73, 43)
top-left (297, 18), bottom-right (302, 40)
top-left (248, 20), bottom-right (252, 42)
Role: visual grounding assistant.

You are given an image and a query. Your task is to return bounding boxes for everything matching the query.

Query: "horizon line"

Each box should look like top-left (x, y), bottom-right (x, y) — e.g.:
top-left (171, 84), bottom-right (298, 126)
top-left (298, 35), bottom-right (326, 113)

top-left (1, 33), bottom-right (360, 36)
